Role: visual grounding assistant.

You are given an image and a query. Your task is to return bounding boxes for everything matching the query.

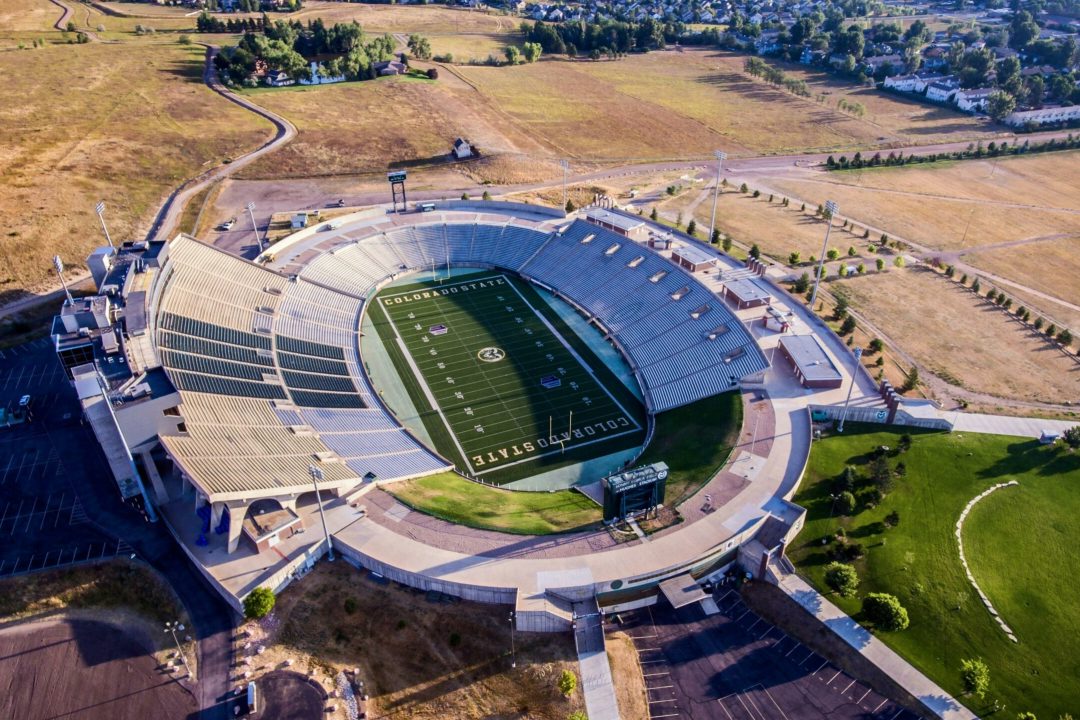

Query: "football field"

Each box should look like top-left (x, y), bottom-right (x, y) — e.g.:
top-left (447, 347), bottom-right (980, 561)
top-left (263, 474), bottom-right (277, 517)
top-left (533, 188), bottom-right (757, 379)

top-left (374, 273), bottom-right (644, 480)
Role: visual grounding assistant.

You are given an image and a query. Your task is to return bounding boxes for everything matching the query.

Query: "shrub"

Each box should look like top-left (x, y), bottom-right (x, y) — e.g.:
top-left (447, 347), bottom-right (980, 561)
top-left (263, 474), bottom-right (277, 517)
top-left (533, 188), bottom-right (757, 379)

top-left (344, 597), bottom-right (358, 614)
top-left (558, 669), bottom-right (577, 697)
top-left (893, 256), bottom-right (905, 268)
top-left (837, 490), bottom-right (856, 515)
top-left (686, 219), bottom-right (697, 236)
top-left (482, 190), bottom-right (492, 201)
top-left (793, 273), bottom-right (810, 293)
top-left (876, 258), bottom-right (885, 271)
top-left (827, 248), bottom-right (840, 261)
top-left (847, 246), bottom-right (857, 257)
top-left (752, 189), bottom-right (761, 198)
top-left (834, 466), bottom-right (857, 493)
top-left (739, 183), bottom-right (749, 193)
top-left (749, 244), bottom-right (761, 260)
top-left (840, 316), bottom-right (857, 335)
top-left (243, 587), bottom-right (275, 619)
top-left (868, 338), bottom-right (884, 354)
top-left (650, 207), bottom-right (658, 221)
top-left (178, 34), bottom-right (192, 45)
top-left (427, 67), bottom-right (439, 80)
top-left (565, 199), bottom-right (576, 213)
top-left (863, 592), bottom-right (909, 631)
top-left (789, 251), bottom-right (801, 265)
top-left (1016, 713), bottom-right (1037, 720)
top-left (824, 562), bottom-right (859, 597)
top-left (884, 510), bottom-right (900, 527)
top-left (960, 657), bottom-right (990, 698)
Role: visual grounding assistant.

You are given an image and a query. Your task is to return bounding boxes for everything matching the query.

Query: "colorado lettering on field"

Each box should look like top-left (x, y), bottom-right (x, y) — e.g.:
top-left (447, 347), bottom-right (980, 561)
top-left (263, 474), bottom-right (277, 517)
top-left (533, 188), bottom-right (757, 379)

top-left (377, 273), bottom-right (642, 477)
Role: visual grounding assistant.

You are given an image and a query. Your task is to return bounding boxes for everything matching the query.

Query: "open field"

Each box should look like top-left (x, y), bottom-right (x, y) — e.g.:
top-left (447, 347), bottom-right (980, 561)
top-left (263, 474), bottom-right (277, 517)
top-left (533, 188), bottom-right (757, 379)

top-left (789, 424), bottom-right (1080, 719)
top-left (0, 39), bottom-right (272, 298)
top-left (833, 267), bottom-right (1080, 404)
top-left (389, 471), bottom-right (601, 534)
top-left (0, 0), bottom-right (61, 34)
top-left (429, 32), bottom-right (520, 62)
top-left (290, 1), bottom-right (519, 35)
top-left (242, 561), bottom-right (591, 720)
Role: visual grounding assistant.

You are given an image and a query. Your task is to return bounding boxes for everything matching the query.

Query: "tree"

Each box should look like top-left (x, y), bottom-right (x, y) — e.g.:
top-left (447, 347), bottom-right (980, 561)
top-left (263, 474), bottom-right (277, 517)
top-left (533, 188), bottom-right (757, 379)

top-left (898, 433), bottom-right (912, 452)
top-left (65, 20), bottom-right (76, 31)
top-left (884, 510), bottom-right (900, 527)
top-left (557, 669), bottom-right (577, 697)
top-left (868, 338), bottom-right (884, 354)
top-left (825, 562), bottom-right (860, 597)
top-left (834, 296), bottom-right (849, 320)
top-left (504, 45), bottom-right (521, 65)
top-left (837, 491), bottom-right (857, 515)
top-left (565, 199), bottom-right (575, 212)
top-left (522, 41), bottom-right (543, 63)
top-left (972, 278), bottom-right (981, 293)
top-left (789, 251), bottom-right (801, 265)
top-left (179, 34), bottom-right (192, 45)
top-left (722, 235), bottom-right (732, 253)
top-left (649, 207), bottom-right (658, 221)
top-left (711, 228), bottom-right (721, 245)
top-left (876, 258), bottom-right (885, 271)
top-left (244, 587), bottom-right (275, 619)
top-left (749, 244), bottom-right (761, 260)
top-left (1058, 329), bottom-right (1073, 348)
top-left (900, 365), bottom-right (919, 393)
top-left (426, 67), bottom-right (438, 80)
top-left (686, 219), bottom-right (697, 237)
top-left (482, 190), bottom-right (492, 201)
top-left (863, 593), bottom-right (909, 631)
top-left (987, 91), bottom-right (1017, 122)
top-left (793, 272), bottom-right (810, 294)
top-left (739, 183), bottom-right (749, 193)
top-left (840, 316), bottom-right (857, 336)
top-left (847, 246), bottom-right (857, 257)
top-left (407, 34), bottom-right (432, 60)
top-left (834, 466), bottom-right (857, 493)
top-left (827, 248), bottom-right (840, 261)
top-left (960, 658), bottom-right (991, 699)
top-left (893, 256), bottom-right (905, 269)
top-left (569, 713), bottom-right (588, 720)
top-left (871, 454), bottom-right (893, 494)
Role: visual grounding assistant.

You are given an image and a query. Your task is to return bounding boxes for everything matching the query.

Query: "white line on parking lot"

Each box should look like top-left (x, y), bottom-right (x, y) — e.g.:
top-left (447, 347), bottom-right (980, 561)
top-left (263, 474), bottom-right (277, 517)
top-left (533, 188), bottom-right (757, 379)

top-left (857, 688), bottom-right (872, 704)
top-left (643, 672), bottom-right (670, 678)
top-left (827, 670), bottom-right (843, 684)
top-left (841, 679), bottom-right (857, 694)
top-left (873, 699), bottom-right (888, 712)
top-left (784, 642), bottom-right (802, 657)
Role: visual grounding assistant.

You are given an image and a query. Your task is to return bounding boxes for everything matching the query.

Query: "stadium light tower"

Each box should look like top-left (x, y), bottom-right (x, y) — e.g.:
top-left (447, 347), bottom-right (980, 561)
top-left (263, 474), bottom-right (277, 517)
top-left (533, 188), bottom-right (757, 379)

top-left (308, 464), bottom-right (335, 561)
top-left (707, 150), bottom-right (727, 246)
top-left (837, 347), bottom-right (863, 433)
top-left (53, 255), bottom-right (74, 307)
top-left (808, 200), bottom-right (839, 311)
top-left (246, 202), bottom-right (264, 253)
top-left (95, 201), bottom-right (115, 250)
top-left (560, 159), bottom-right (570, 211)
top-left (164, 621), bottom-right (191, 677)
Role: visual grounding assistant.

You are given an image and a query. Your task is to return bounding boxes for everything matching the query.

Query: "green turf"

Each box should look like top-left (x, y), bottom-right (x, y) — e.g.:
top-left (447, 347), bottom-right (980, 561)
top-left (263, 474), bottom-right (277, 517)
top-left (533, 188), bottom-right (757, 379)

top-left (636, 390), bottom-right (743, 506)
top-left (370, 272), bottom-right (646, 484)
top-left (387, 471), bottom-right (602, 534)
top-left (788, 424), bottom-right (1080, 718)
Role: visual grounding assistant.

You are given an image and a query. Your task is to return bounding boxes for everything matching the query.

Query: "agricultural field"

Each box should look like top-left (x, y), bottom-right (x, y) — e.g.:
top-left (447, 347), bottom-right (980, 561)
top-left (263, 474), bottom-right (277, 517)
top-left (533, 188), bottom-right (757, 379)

top-left (369, 273), bottom-right (646, 483)
top-left (832, 267), bottom-right (1080, 405)
top-left (789, 425), bottom-right (1080, 719)
top-left (0, 38), bottom-right (272, 299)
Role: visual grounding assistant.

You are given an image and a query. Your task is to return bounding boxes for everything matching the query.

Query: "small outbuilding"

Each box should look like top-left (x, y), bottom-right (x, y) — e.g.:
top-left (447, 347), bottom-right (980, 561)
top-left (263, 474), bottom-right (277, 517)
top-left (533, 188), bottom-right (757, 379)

top-left (723, 277), bottom-right (772, 309)
top-left (777, 335), bottom-right (843, 389)
top-left (290, 213), bottom-right (308, 230)
top-left (671, 244), bottom-right (717, 273)
top-left (584, 208), bottom-right (648, 241)
top-left (452, 138), bottom-right (474, 159)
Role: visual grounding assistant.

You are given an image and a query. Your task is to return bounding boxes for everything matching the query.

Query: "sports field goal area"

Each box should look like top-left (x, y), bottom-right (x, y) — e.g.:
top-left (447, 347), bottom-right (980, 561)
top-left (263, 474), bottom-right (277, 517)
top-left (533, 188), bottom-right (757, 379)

top-left (372, 273), bottom-right (646, 482)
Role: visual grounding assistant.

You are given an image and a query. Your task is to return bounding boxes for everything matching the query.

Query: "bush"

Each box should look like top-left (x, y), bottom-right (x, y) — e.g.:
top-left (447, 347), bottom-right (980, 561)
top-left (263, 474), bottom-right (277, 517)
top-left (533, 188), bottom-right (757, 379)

top-left (840, 316), bottom-right (857, 335)
top-left (789, 251), bottom-right (801, 265)
top-left (686, 219), bottom-right (697, 236)
top-left (752, 189), bottom-right (761, 198)
top-left (178, 34), bottom-right (192, 45)
top-left (847, 246), bottom-right (857, 257)
top-left (960, 657), bottom-right (990, 698)
top-left (344, 597), bottom-right (358, 614)
top-left (863, 593), bottom-right (909, 631)
top-left (482, 190), bottom-right (492, 201)
top-left (427, 67), bottom-right (439, 80)
top-left (833, 466), bottom-right (857, 493)
top-left (868, 338), bottom-right (883, 354)
top-left (243, 587), bottom-right (275, 619)
top-left (884, 510), bottom-right (900, 527)
top-left (824, 562), bottom-right (860, 597)
top-left (837, 490), bottom-right (856, 515)
top-left (558, 669), bottom-right (577, 697)
top-left (749, 244), bottom-right (761, 260)
top-left (740, 183), bottom-right (749, 193)
top-left (793, 272), bottom-right (810, 294)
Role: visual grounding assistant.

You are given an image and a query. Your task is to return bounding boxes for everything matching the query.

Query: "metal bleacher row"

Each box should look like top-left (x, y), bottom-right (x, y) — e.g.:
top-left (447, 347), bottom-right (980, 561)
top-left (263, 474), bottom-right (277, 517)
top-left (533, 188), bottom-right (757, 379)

top-left (154, 236), bottom-right (450, 496)
top-left (297, 219), bottom-right (767, 412)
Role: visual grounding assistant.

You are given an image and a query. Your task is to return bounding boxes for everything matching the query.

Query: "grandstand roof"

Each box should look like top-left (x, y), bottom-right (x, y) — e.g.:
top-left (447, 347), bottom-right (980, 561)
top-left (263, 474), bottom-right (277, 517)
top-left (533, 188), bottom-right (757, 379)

top-left (584, 208), bottom-right (645, 233)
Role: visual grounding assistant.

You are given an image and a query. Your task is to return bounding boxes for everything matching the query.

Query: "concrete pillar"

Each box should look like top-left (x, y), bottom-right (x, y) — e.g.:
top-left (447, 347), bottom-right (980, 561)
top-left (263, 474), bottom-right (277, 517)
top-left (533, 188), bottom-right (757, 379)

top-left (139, 450), bottom-right (169, 504)
top-left (210, 502), bottom-right (225, 528)
top-left (226, 503), bottom-right (248, 554)
top-left (756, 547), bottom-right (772, 578)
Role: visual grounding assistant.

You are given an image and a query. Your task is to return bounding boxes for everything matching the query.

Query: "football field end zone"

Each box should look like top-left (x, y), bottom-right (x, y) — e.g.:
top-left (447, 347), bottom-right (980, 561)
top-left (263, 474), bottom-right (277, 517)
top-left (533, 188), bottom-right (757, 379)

top-left (370, 271), bottom-right (647, 484)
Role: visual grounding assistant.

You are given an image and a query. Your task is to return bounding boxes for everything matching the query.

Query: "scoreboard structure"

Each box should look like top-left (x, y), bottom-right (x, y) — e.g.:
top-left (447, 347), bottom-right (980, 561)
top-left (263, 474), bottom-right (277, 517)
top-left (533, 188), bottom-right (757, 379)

top-left (602, 462), bottom-right (669, 521)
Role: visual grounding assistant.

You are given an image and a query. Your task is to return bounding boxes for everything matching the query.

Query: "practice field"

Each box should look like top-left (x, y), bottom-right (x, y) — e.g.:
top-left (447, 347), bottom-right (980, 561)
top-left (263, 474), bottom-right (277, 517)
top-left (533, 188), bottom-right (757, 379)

top-left (789, 425), bottom-right (1080, 718)
top-left (372, 273), bottom-right (645, 482)
top-left (373, 273), bottom-right (639, 481)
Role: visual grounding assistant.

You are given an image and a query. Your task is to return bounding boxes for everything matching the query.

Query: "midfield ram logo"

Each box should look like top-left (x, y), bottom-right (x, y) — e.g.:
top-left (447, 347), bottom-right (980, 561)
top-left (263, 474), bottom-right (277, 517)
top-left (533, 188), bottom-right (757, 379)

top-left (477, 347), bottom-right (506, 363)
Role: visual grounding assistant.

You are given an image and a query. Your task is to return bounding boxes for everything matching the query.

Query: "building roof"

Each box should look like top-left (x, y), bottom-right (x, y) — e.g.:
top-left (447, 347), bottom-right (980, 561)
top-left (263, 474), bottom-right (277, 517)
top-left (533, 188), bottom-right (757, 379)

top-left (671, 243), bottom-right (716, 266)
top-left (724, 277), bottom-right (771, 303)
top-left (584, 208), bottom-right (645, 232)
top-left (778, 334), bottom-right (842, 384)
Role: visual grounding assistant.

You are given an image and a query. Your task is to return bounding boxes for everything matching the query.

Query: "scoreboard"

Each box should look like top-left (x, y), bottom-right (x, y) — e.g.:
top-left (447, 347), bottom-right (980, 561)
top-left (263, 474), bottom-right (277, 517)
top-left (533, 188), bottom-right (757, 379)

top-left (602, 461), bottom-right (668, 521)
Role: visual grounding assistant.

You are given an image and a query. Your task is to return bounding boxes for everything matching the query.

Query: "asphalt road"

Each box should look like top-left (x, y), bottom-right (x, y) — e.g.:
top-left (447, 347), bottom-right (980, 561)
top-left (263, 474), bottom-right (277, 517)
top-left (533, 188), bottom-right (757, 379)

top-left (0, 338), bottom-right (238, 720)
top-left (616, 589), bottom-right (922, 720)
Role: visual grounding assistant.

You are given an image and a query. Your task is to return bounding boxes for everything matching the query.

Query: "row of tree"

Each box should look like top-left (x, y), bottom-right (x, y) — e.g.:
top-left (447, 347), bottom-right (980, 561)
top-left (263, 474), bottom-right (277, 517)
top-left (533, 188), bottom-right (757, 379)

top-left (743, 57), bottom-right (810, 97)
top-left (518, 18), bottom-right (684, 58)
top-left (826, 134), bottom-right (1080, 170)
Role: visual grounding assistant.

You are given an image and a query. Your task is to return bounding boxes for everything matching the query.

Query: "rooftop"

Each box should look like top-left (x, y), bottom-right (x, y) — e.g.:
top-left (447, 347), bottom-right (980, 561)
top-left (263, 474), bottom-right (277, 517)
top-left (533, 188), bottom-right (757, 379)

top-left (778, 334), bottom-right (842, 384)
top-left (584, 208), bottom-right (645, 232)
top-left (725, 277), bottom-right (772, 303)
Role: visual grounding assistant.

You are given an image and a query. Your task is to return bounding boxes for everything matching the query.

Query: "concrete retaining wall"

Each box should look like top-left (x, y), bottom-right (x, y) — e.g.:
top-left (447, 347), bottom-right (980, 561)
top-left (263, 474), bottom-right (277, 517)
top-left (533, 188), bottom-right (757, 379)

top-left (808, 403), bottom-right (952, 430)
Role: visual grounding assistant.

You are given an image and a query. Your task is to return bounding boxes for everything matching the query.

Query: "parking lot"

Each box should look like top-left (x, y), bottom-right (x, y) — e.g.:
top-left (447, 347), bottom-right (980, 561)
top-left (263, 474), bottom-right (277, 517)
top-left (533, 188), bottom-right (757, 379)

top-left (0, 338), bottom-right (126, 579)
top-left (617, 589), bottom-right (921, 720)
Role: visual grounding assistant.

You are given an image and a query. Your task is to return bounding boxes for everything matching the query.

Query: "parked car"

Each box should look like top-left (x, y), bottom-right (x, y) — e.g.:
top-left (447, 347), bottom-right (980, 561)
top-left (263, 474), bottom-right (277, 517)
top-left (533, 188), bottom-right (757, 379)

top-left (218, 219), bottom-right (236, 231)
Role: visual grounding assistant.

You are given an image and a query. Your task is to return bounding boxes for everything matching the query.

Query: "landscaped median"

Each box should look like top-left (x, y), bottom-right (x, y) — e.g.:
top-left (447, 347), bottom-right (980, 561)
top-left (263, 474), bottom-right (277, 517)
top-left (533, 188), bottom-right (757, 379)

top-left (387, 391), bottom-right (744, 535)
top-left (787, 423), bottom-right (1080, 718)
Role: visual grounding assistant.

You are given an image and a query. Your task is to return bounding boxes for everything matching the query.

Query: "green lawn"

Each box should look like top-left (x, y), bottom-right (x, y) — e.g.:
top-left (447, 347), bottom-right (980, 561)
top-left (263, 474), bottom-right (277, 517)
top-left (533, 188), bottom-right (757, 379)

top-left (369, 272), bottom-right (646, 484)
top-left (387, 471), bottom-right (601, 534)
top-left (788, 424), bottom-right (1080, 718)
top-left (637, 390), bottom-right (743, 506)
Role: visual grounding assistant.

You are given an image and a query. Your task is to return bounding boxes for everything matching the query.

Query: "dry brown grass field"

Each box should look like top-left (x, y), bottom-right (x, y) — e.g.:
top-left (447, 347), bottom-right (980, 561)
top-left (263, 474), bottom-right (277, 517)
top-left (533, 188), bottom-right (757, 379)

top-left (0, 0), bottom-right (62, 35)
top-left (428, 32), bottom-right (519, 63)
top-left (291, 1), bottom-right (518, 35)
top-left (835, 267), bottom-right (1080, 404)
top-left (238, 562), bottom-right (619, 720)
top-left (0, 39), bottom-right (272, 297)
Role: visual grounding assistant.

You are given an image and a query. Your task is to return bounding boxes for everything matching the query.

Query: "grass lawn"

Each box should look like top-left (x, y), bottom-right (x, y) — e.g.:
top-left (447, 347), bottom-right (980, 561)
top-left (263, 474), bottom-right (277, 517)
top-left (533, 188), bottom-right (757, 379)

top-left (637, 390), bottom-right (742, 506)
top-left (388, 471), bottom-right (602, 534)
top-left (788, 423), bottom-right (1080, 718)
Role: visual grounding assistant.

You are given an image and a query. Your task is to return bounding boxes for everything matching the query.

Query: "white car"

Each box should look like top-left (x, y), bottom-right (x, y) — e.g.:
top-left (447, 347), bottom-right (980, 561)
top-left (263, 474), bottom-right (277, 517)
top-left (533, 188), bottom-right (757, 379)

top-left (219, 219), bottom-right (236, 231)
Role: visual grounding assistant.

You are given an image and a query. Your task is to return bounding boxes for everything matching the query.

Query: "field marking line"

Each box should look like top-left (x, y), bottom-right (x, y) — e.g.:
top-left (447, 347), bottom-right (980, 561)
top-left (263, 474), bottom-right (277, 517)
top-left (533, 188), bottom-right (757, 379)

top-left (504, 276), bottom-right (643, 432)
top-left (379, 300), bottom-right (475, 474)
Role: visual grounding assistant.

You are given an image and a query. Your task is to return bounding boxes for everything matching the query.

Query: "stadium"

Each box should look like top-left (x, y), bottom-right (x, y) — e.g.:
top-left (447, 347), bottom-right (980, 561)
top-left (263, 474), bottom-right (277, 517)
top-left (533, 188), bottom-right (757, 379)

top-left (53, 199), bottom-right (841, 627)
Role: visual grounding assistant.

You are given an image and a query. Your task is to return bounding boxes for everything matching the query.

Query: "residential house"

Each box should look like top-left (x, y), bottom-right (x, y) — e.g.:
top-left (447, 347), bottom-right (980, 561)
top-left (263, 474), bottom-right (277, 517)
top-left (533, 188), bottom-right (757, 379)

top-left (265, 69), bottom-right (294, 87)
top-left (926, 77), bottom-right (960, 103)
top-left (955, 87), bottom-right (996, 113)
top-left (1005, 104), bottom-right (1080, 127)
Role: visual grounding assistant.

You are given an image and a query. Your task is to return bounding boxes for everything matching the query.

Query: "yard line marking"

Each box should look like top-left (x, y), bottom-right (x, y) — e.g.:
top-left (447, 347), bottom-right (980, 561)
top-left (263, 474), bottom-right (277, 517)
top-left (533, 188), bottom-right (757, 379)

top-left (649, 685), bottom-right (675, 690)
top-left (640, 659), bottom-right (666, 664)
top-left (650, 714), bottom-right (681, 719)
top-left (800, 652), bottom-right (820, 668)
top-left (9, 499), bottom-right (25, 535)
